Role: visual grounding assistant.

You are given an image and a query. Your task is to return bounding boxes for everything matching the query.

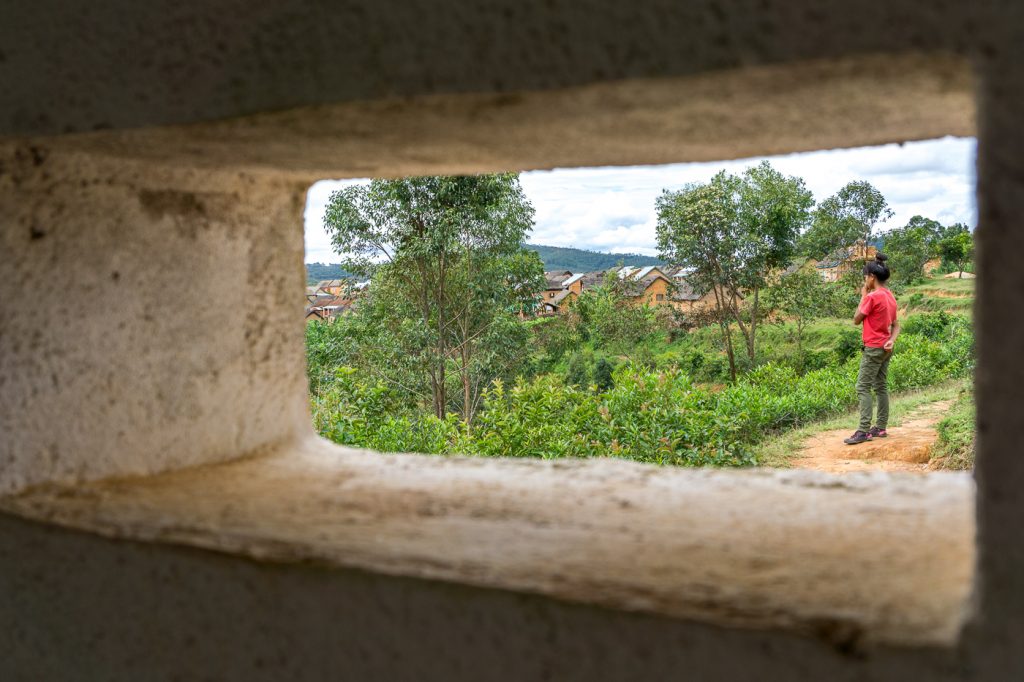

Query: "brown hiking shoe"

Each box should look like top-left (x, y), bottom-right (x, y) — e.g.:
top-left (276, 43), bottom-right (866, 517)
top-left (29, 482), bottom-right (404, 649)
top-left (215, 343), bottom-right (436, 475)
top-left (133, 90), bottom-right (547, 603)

top-left (869, 426), bottom-right (888, 438)
top-left (844, 430), bottom-right (873, 445)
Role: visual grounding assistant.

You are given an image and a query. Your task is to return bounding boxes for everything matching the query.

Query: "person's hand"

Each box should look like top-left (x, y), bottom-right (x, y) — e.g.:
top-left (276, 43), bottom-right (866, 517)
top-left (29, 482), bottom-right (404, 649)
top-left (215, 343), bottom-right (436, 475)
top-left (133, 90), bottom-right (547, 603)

top-left (883, 339), bottom-right (895, 352)
top-left (860, 283), bottom-right (870, 299)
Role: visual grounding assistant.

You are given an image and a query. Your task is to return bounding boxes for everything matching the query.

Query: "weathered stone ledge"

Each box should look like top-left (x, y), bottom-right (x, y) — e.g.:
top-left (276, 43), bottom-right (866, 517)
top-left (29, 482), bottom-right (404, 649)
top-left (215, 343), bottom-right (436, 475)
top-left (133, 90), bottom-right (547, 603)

top-left (0, 438), bottom-right (975, 648)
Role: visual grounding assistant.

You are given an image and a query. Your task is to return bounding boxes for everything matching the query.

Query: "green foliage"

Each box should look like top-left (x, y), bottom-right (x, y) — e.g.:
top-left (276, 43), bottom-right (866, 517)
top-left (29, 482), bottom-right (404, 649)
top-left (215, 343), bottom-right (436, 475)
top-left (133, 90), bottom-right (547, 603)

top-left (566, 353), bottom-right (590, 388)
top-left (311, 367), bottom-right (461, 454)
top-left (593, 357), bottom-right (616, 391)
top-left (799, 181), bottom-right (893, 259)
top-left (798, 179), bottom-right (888, 259)
top-left (567, 284), bottom-right (659, 357)
top-left (656, 162), bottom-right (813, 375)
top-left (524, 244), bottom-right (663, 271)
top-left (932, 388), bottom-right (976, 470)
top-left (937, 230), bottom-right (974, 277)
top-left (766, 270), bottom-right (847, 371)
top-left (310, 316), bottom-right (974, 467)
top-left (322, 173), bottom-right (544, 422)
top-left (883, 223), bottom-right (932, 285)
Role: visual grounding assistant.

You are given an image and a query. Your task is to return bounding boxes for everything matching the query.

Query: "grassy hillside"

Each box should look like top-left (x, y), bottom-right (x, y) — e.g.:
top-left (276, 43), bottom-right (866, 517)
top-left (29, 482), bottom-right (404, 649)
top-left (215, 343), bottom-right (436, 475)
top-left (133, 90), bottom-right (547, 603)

top-left (525, 244), bottom-right (663, 272)
top-left (901, 275), bottom-right (974, 314)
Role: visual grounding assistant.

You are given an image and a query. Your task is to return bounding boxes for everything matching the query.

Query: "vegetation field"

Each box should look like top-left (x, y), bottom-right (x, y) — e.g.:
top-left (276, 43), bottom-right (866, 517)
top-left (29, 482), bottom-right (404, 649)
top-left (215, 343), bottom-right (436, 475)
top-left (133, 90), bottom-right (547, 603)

top-left (306, 169), bottom-right (976, 470)
top-left (309, 298), bottom-right (974, 467)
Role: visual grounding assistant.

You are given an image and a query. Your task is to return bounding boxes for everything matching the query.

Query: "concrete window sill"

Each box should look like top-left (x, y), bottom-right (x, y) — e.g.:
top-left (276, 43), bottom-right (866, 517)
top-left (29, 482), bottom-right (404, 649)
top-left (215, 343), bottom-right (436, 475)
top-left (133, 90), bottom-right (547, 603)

top-left (0, 437), bottom-right (975, 648)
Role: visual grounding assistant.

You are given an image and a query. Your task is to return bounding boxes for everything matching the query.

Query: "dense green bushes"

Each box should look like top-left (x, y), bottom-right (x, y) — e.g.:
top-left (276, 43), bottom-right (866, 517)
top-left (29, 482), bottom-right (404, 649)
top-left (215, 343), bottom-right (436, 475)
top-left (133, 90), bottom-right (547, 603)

top-left (310, 312), bottom-right (973, 467)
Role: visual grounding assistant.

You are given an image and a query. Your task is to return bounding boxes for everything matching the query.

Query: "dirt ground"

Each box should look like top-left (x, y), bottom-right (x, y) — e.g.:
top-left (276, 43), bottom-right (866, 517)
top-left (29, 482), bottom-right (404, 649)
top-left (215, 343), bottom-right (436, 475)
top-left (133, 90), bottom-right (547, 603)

top-left (790, 399), bottom-right (954, 474)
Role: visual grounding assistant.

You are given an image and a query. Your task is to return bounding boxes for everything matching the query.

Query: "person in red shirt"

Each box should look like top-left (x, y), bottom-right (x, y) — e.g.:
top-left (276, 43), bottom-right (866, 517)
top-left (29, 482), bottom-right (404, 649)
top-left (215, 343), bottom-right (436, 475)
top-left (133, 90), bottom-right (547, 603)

top-left (844, 253), bottom-right (901, 445)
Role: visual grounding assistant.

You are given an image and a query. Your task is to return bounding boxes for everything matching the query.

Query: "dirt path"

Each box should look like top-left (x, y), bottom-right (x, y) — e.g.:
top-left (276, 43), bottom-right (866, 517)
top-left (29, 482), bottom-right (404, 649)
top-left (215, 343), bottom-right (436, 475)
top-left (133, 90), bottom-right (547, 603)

top-left (790, 399), bottom-right (954, 474)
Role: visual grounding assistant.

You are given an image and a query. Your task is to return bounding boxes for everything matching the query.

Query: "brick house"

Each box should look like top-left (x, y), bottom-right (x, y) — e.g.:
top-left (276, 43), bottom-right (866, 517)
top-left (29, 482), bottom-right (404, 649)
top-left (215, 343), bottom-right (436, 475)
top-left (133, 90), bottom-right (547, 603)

top-left (815, 241), bottom-right (878, 282)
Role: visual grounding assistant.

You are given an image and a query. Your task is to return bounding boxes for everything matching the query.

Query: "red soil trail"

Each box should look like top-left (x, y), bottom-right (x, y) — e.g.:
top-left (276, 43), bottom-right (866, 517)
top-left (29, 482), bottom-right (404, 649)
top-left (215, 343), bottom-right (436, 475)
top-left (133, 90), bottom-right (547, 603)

top-left (790, 399), bottom-right (954, 474)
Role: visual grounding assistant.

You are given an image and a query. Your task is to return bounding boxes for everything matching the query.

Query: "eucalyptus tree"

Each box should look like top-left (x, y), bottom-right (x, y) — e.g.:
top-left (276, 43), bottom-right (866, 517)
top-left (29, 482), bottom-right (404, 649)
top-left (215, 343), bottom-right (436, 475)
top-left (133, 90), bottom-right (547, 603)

top-left (800, 181), bottom-right (893, 259)
top-left (656, 162), bottom-right (812, 377)
top-left (938, 229), bottom-right (974, 278)
top-left (323, 174), bottom-right (543, 422)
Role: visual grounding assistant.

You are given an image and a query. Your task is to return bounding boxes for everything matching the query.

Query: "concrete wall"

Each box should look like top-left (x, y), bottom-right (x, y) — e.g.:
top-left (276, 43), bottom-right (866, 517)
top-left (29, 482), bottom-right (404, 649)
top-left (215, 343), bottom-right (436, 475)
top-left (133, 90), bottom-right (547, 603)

top-left (2, 1), bottom-right (1023, 680)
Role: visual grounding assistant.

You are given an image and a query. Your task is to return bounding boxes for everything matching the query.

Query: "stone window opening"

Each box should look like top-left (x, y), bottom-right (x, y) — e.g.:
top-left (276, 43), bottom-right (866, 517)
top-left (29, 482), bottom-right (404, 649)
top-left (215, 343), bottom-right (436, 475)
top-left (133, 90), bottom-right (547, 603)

top-left (5, 48), bottom-right (1009, 678)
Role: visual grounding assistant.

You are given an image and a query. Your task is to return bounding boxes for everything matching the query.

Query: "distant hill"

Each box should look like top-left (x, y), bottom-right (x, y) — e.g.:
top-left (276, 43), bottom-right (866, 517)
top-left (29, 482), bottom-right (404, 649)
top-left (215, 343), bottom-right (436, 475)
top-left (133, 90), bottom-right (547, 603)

top-left (306, 245), bottom-right (662, 285)
top-left (525, 244), bottom-right (663, 272)
top-left (306, 262), bottom-right (352, 285)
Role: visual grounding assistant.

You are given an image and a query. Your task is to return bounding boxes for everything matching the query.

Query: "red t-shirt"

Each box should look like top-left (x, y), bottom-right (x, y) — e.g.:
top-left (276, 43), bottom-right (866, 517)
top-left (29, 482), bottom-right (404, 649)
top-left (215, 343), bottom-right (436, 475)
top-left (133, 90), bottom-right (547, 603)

top-left (859, 288), bottom-right (898, 348)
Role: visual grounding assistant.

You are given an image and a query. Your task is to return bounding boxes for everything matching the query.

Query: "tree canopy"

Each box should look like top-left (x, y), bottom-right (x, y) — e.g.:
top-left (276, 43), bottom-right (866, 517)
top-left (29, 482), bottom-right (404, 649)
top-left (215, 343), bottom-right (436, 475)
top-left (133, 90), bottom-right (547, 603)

top-left (799, 181), bottom-right (893, 259)
top-left (323, 174), bottom-right (544, 422)
top-left (656, 162), bottom-right (812, 378)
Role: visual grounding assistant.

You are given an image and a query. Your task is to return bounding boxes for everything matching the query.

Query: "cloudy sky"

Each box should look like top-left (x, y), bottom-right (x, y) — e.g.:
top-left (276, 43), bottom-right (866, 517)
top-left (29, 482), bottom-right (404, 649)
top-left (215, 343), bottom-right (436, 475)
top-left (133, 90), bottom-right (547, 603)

top-left (303, 136), bottom-right (976, 262)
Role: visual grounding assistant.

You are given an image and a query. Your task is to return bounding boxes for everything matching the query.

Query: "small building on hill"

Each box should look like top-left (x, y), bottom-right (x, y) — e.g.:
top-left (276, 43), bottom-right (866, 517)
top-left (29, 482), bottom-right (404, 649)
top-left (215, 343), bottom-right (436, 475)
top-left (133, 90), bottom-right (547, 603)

top-left (305, 294), bottom-right (353, 322)
top-left (540, 288), bottom-right (578, 314)
top-left (541, 271), bottom-right (573, 304)
top-left (315, 279), bottom-right (347, 296)
top-left (815, 241), bottom-right (878, 282)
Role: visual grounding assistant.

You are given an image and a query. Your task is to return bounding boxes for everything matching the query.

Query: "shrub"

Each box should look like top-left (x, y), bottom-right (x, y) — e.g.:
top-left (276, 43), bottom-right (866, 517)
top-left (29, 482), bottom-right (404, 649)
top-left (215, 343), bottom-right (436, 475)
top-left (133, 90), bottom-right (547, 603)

top-left (566, 353), bottom-right (590, 388)
top-left (312, 312), bottom-right (975, 469)
top-left (594, 357), bottom-right (615, 391)
top-left (932, 389), bottom-right (975, 470)
top-left (901, 310), bottom-right (953, 340)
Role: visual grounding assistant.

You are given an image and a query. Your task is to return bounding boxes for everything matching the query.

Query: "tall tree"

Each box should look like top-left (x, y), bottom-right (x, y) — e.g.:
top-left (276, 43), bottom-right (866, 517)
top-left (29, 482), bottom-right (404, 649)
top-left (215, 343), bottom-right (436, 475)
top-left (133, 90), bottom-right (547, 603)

top-left (799, 181), bottom-right (893, 259)
top-left (323, 174), bottom-right (543, 422)
top-left (656, 163), bottom-right (812, 376)
top-left (938, 230), bottom-right (974, 278)
top-left (884, 222), bottom-right (933, 284)
top-left (657, 175), bottom-right (741, 379)
top-left (734, 161), bottom-right (814, 361)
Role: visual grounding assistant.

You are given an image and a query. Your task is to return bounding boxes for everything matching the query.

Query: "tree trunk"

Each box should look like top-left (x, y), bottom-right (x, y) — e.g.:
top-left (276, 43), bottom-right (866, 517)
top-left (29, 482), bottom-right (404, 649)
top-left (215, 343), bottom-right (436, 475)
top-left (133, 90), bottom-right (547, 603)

top-left (710, 283), bottom-right (737, 382)
top-left (721, 319), bottom-right (737, 382)
top-left (461, 344), bottom-right (473, 426)
top-left (796, 318), bottom-right (805, 373)
top-left (749, 286), bottom-right (759, 363)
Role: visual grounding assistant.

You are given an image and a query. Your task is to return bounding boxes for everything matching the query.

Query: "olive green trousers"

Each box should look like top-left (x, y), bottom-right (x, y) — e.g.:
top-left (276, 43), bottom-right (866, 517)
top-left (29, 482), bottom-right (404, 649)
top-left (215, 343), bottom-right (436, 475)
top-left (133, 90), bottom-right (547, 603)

top-left (857, 346), bottom-right (892, 431)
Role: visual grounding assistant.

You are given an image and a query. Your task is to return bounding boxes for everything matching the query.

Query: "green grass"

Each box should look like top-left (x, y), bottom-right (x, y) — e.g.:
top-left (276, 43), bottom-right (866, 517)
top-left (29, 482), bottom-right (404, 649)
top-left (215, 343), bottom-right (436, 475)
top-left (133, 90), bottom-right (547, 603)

top-left (753, 379), bottom-right (968, 468)
top-left (931, 386), bottom-right (975, 470)
top-left (901, 275), bottom-right (975, 314)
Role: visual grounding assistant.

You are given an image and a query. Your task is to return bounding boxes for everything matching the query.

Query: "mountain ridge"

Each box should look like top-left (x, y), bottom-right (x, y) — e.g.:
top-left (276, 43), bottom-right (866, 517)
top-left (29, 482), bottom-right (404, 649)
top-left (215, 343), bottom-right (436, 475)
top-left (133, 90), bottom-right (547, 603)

top-left (306, 244), bottom-right (663, 284)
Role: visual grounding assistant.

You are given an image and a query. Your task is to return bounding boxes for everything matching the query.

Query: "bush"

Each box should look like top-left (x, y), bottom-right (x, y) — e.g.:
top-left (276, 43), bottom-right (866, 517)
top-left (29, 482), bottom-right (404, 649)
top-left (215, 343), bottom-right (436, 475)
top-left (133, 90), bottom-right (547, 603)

top-left (901, 310), bottom-right (953, 340)
top-left (311, 311), bottom-right (975, 469)
top-left (834, 327), bottom-right (863, 362)
top-left (566, 353), bottom-right (590, 388)
top-left (932, 389), bottom-right (975, 470)
top-left (594, 357), bottom-right (615, 391)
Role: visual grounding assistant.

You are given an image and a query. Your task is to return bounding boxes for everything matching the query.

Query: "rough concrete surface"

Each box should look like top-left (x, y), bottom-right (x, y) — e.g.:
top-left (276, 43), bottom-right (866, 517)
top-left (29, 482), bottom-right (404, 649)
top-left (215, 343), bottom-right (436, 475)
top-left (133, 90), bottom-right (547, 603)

top-left (0, 2), bottom-right (1005, 138)
top-left (0, 440), bottom-right (976, 647)
top-left (0, 146), bottom-right (310, 494)
top-left (0, 510), bottom-right (979, 682)
top-left (19, 54), bottom-right (974, 178)
top-left (2, 0), bottom-right (1024, 679)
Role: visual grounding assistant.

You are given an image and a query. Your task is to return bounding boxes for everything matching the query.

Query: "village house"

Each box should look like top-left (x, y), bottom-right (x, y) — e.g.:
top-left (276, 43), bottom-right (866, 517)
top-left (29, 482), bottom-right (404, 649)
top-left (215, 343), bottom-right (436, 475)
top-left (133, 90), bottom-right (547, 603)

top-left (315, 279), bottom-right (347, 296)
top-left (614, 265), bottom-right (673, 305)
top-left (535, 265), bottom-right (717, 315)
top-left (815, 240), bottom-right (878, 282)
top-left (305, 294), bottom-right (353, 323)
top-left (541, 270), bottom-right (573, 297)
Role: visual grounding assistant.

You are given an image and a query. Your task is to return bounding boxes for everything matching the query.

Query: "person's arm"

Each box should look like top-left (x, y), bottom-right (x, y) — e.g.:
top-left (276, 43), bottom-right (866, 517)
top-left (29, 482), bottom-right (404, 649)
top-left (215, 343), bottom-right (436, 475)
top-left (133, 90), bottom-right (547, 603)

top-left (884, 316), bottom-right (900, 351)
top-left (853, 285), bottom-right (871, 326)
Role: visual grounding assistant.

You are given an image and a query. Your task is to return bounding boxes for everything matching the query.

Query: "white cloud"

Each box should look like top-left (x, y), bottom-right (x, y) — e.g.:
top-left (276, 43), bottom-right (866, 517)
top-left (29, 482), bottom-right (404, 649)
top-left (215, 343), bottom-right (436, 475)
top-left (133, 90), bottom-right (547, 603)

top-left (303, 137), bottom-right (976, 262)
